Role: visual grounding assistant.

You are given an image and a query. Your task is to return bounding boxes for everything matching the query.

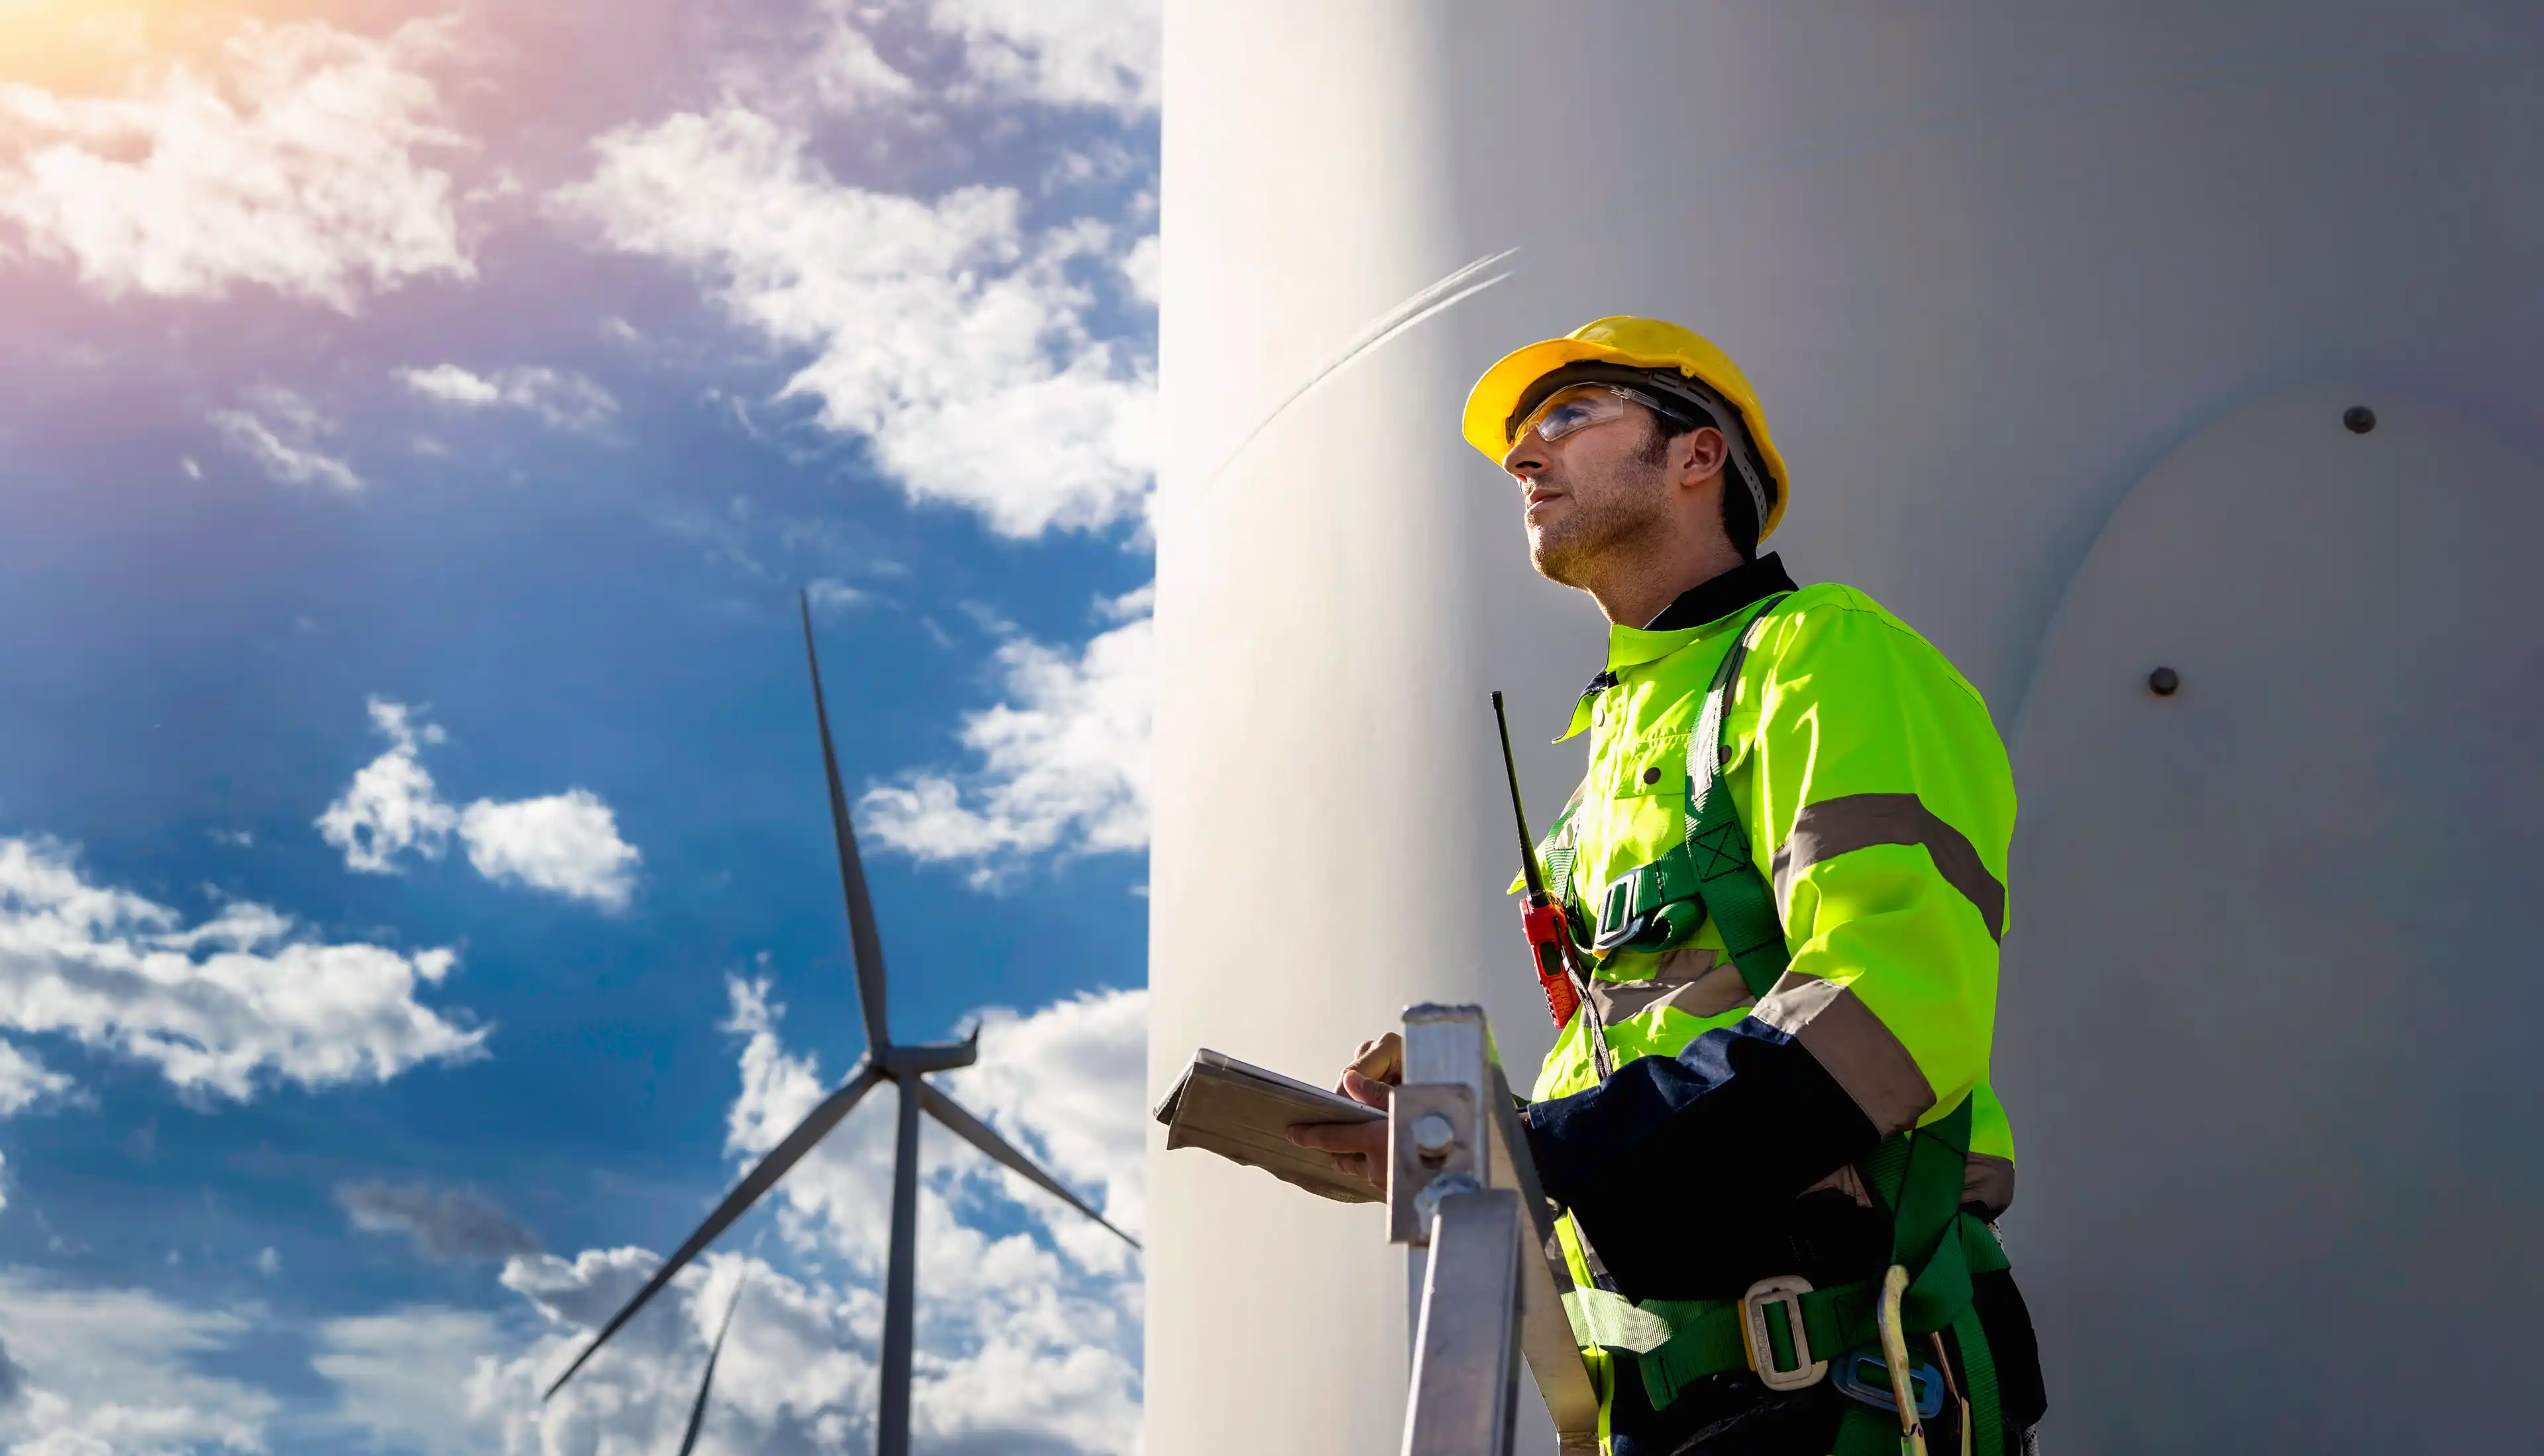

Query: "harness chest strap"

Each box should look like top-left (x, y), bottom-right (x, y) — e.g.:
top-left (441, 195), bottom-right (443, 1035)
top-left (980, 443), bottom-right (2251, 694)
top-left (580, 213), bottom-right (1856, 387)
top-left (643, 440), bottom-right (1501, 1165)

top-left (1539, 777), bottom-right (1588, 913)
top-left (1588, 595), bottom-right (1792, 998)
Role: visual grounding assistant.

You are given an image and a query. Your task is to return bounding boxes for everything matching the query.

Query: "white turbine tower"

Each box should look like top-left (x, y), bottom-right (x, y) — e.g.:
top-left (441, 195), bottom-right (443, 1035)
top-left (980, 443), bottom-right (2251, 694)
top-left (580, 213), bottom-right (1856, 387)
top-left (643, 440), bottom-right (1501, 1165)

top-left (1153, 5), bottom-right (2544, 1451)
top-left (545, 593), bottom-right (1139, 1455)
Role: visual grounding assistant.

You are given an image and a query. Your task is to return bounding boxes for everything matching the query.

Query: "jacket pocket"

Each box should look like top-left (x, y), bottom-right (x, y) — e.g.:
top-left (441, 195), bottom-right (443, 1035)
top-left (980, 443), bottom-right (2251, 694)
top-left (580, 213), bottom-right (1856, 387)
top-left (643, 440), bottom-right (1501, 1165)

top-left (1609, 734), bottom-right (1691, 800)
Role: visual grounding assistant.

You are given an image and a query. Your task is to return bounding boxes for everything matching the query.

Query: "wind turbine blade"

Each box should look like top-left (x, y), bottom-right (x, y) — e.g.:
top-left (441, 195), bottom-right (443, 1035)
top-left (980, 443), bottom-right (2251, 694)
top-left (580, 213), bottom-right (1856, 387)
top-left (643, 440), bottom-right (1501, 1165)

top-left (917, 1081), bottom-right (1140, 1250)
top-left (545, 1063), bottom-right (884, 1400)
top-left (674, 1276), bottom-right (747, 1456)
top-left (800, 592), bottom-right (893, 1056)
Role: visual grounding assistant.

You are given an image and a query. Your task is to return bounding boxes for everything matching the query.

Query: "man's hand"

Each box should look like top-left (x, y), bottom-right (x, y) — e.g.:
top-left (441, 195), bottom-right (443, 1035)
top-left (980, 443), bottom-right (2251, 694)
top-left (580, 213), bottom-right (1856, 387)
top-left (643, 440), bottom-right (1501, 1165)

top-left (1285, 1033), bottom-right (1401, 1194)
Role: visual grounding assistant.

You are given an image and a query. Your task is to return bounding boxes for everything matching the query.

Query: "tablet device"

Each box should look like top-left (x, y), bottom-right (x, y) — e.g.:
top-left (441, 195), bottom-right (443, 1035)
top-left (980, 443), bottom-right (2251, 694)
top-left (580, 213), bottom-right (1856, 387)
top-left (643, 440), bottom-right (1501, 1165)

top-left (1153, 1048), bottom-right (1385, 1204)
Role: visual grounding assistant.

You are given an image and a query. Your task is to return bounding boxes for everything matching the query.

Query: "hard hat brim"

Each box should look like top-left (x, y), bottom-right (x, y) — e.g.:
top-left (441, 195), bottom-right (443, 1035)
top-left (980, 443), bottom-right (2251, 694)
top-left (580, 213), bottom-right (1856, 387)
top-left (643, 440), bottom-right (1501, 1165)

top-left (1462, 337), bottom-right (1658, 461)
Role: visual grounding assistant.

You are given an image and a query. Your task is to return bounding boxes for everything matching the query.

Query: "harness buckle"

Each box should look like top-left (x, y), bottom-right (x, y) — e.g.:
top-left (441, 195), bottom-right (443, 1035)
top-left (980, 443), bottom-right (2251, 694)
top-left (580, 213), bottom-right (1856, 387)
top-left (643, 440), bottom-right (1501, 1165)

top-left (1591, 867), bottom-right (1694, 954)
top-left (1739, 1275), bottom-right (1827, 1391)
top-left (1592, 871), bottom-right (1648, 952)
top-left (1831, 1350), bottom-right (1946, 1420)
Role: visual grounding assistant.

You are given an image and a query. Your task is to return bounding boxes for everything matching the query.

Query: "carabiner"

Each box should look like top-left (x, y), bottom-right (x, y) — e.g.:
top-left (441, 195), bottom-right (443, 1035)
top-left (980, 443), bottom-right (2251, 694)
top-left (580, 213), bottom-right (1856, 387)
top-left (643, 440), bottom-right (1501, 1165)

top-left (1876, 1264), bottom-right (1929, 1456)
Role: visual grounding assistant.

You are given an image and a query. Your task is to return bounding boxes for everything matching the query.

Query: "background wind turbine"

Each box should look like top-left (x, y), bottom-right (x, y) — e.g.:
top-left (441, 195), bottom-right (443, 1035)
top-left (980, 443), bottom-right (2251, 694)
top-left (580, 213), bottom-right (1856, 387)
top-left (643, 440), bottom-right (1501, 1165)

top-left (545, 592), bottom-right (1139, 1456)
top-left (674, 1274), bottom-right (746, 1456)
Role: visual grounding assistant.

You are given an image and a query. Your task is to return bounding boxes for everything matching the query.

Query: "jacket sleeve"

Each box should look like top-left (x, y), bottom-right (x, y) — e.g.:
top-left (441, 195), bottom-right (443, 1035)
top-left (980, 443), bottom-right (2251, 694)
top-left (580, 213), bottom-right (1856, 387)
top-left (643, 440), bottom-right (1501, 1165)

top-left (1524, 598), bottom-right (2013, 1284)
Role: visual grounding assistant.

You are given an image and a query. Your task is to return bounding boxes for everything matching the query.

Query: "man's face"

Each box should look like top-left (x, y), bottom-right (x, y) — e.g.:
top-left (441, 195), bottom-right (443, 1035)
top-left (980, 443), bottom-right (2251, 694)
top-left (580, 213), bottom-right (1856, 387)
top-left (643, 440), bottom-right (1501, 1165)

top-left (1501, 389), bottom-right (1674, 588)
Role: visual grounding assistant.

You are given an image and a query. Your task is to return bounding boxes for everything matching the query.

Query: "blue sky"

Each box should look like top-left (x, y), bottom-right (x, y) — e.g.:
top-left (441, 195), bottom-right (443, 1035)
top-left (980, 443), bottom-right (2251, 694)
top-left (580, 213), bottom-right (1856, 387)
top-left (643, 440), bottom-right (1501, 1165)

top-left (0, 3), bottom-right (1157, 1451)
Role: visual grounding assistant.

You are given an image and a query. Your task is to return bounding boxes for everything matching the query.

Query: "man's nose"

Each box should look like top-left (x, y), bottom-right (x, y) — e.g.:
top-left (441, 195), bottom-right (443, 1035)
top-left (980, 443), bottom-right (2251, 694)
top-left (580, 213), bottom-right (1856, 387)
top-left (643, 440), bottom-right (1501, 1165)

top-left (1503, 435), bottom-right (1548, 479)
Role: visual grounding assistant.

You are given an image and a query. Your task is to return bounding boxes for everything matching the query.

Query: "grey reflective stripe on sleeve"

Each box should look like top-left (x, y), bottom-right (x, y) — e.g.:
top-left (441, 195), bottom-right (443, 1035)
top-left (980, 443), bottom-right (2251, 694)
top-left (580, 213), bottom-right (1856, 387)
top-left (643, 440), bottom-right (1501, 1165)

top-left (1751, 971), bottom-right (1938, 1137)
top-left (1769, 792), bottom-right (2007, 942)
top-left (1807, 1157), bottom-right (2009, 1214)
top-left (1963, 1153), bottom-right (2016, 1219)
top-left (1585, 947), bottom-right (1756, 1023)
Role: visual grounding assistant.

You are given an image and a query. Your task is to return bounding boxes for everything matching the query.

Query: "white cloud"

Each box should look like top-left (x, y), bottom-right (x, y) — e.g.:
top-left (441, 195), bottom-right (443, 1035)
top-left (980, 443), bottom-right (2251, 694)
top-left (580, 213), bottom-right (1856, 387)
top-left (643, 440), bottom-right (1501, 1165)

top-left (558, 105), bottom-right (1156, 539)
top-left (315, 1306), bottom-right (509, 1456)
top-left (400, 364), bottom-right (619, 433)
top-left (801, 1), bottom-right (919, 112)
top-left (317, 698), bottom-right (456, 872)
top-left (0, 1039), bottom-right (74, 1117)
top-left (1118, 234), bottom-right (1159, 307)
top-left (458, 792), bottom-right (641, 911)
top-left (0, 837), bottom-right (480, 1102)
top-left (804, 578), bottom-right (867, 616)
top-left (1093, 581), bottom-right (1153, 623)
top-left (0, 1272), bottom-right (278, 1455)
top-left (937, 988), bottom-right (1149, 1276)
top-left (401, 363), bottom-right (502, 406)
top-left (317, 699), bottom-right (642, 910)
top-left (210, 385), bottom-right (363, 492)
top-left (255, 1247), bottom-right (281, 1277)
top-left (0, 18), bottom-right (472, 310)
top-left (929, 0), bottom-right (1162, 113)
top-left (861, 605), bottom-right (1149, 876)
top-left (792, 0), bottom-right (1164, 119)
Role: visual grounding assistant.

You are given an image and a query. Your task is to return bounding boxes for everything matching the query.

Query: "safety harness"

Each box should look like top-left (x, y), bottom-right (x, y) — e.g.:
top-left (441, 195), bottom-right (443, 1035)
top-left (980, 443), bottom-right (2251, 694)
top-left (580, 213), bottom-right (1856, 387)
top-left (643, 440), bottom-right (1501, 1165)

top-left (1550, 598), bottom-right (2013, 1455)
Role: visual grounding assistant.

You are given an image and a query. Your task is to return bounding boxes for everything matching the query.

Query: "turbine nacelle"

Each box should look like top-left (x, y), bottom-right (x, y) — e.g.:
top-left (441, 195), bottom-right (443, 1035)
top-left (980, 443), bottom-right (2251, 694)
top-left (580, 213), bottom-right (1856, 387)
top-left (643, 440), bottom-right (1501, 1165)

top-left (880, 1033), bottom-right (980, 1078)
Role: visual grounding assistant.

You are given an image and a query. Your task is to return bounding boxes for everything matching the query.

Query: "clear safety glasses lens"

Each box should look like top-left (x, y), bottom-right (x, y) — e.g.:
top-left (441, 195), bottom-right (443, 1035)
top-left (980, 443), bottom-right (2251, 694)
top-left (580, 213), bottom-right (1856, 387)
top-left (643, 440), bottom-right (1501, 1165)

top-left (1510, 386), bottom-right (1632, 446)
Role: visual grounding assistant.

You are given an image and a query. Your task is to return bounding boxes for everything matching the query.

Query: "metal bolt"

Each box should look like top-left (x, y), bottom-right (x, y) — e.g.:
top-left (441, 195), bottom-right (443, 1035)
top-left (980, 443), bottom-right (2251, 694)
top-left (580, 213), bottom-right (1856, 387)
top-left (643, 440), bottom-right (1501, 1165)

top-left (1413, 1170), bottom-right (1483, 1227)
top-left (1412, 1112), bottom-right (1457, 1153)
top-left (2148, 666), bottom-right (2180, 696)
top-left (2343, 405), bottom-right (2376, 435)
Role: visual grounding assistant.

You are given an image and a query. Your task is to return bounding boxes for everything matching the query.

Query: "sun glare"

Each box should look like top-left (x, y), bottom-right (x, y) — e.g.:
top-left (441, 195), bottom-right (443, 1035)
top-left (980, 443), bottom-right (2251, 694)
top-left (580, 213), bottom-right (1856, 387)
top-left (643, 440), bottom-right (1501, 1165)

top-left (0, 1), bottom-right (337, 89)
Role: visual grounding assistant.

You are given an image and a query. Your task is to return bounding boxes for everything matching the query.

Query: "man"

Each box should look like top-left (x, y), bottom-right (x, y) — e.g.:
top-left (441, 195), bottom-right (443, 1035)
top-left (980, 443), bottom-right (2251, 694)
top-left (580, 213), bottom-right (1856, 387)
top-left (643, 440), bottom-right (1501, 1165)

top-left (1289, 317), bottom-right (2047, 1455)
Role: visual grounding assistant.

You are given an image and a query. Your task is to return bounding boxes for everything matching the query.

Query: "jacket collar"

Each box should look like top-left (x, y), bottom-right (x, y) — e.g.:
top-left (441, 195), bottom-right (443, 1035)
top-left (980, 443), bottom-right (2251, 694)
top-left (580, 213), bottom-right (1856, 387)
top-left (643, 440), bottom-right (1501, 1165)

top-left (1644, 552), bottom-right (1798, 632)
top-left (1559, 554), bottom-right (1799, 741)
top-left (1604, 552), bottom-right (1797, 671)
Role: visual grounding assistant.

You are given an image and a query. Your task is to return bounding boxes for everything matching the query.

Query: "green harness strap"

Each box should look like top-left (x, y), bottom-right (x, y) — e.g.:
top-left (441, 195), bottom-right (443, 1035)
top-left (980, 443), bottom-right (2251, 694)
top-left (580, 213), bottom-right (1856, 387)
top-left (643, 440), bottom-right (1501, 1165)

top-left (1540, 778), bottom-right (1589, 920)
top-left (1618, 1099), bottom-right (2008, 1456)
top-left (1828, 1097), bottom-right (2005, 1456)
top-left (1952, 1302), bottom-right (2003, 1454)
top-left (1557, 593), bottom-right (2011, 1453)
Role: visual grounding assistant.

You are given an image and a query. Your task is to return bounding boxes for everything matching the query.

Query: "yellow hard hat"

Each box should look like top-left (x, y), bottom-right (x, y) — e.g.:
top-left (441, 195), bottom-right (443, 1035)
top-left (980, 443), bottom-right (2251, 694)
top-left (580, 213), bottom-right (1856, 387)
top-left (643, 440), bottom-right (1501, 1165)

top-left (1462, 315), bottom-right (1790, 543)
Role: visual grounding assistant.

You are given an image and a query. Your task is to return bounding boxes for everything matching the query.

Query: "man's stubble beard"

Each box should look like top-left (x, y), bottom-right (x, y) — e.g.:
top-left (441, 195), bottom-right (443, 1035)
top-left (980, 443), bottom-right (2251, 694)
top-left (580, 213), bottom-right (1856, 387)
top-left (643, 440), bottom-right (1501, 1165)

top-left (1527, 458), bottom-right (1671, 590)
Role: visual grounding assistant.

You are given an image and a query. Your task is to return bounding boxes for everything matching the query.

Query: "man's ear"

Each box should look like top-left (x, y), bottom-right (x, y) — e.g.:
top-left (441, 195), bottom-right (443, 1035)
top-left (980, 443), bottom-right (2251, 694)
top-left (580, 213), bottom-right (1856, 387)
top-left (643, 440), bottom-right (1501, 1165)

top-left (1675, 425), bottom-right (1730, 490)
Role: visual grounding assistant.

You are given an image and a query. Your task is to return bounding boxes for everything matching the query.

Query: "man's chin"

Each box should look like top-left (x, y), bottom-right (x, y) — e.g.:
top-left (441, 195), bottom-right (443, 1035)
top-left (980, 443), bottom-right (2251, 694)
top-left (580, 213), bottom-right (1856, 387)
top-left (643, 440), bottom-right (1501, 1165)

top-left (1528, 534), bottom-right (1590, 588)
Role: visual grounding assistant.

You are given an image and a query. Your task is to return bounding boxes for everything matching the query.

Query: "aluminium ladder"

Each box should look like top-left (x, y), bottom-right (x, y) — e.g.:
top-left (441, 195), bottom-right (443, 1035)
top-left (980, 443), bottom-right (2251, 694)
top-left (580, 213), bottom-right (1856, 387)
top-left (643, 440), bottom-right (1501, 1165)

top-left (1390, 1003), bottom-right (1601, 1456)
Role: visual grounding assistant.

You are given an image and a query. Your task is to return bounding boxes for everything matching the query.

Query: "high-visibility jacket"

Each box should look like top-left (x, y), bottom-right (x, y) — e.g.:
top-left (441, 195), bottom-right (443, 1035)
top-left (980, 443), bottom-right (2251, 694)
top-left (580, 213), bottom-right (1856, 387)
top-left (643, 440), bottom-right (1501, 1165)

top-left (1512, 554), bottom-right (2042, 1456)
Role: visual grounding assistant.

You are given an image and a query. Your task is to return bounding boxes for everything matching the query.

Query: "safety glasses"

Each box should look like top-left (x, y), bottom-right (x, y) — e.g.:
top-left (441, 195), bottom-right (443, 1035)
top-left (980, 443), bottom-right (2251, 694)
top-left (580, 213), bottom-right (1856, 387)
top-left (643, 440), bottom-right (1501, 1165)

top-left (1505, 374), bottom-right (1777, 532)
top-left (1507, 384), bottom-right (1677, 448)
